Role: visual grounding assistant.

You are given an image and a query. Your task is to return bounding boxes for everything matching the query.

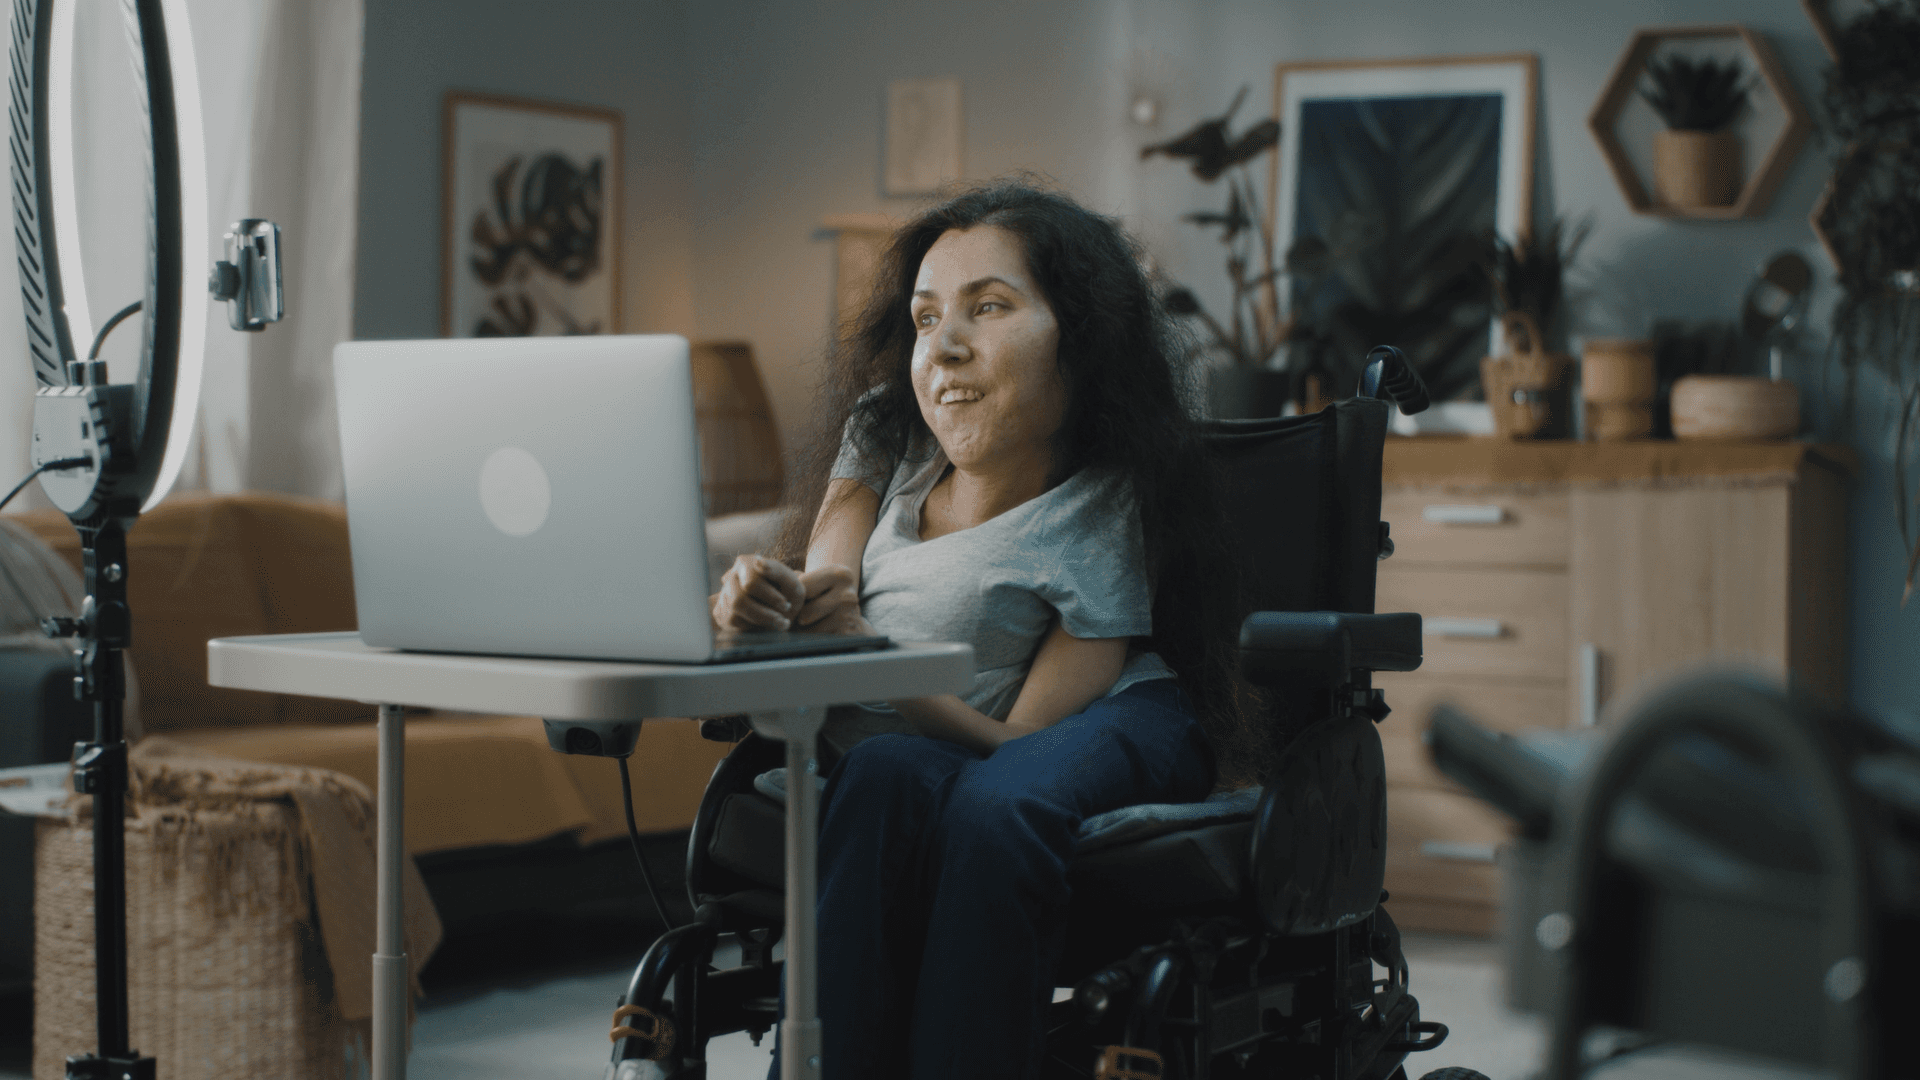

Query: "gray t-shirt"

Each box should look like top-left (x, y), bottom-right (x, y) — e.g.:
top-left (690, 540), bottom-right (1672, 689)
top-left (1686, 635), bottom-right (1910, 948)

top-left (831, 428), bottom-right (1175, 724)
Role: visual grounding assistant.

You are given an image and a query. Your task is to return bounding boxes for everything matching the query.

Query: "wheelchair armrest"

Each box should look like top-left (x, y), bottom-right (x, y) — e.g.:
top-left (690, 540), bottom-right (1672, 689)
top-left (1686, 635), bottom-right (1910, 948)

top-left (1238, 611), bottom-right (1423, 686)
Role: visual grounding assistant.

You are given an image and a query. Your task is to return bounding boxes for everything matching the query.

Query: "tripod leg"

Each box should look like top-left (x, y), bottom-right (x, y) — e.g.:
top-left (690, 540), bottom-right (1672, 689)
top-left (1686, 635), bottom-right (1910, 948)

top-left (373, 703), bottom-right (410, 1080)
top-left (63, 521), bottom-right (152, 1080)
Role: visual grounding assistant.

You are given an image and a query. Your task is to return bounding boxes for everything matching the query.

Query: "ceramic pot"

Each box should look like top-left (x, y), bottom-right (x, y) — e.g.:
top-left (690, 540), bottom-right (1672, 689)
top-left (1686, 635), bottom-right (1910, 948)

top-left (1481, 353), bottom-right (1573, 439)
top-left (1670, 375), bottom-right (1799, 440)
top-left (1207, 367), bottom-right (1292, 420)
top-left (1653, 129), bottom-right (1742, 210)
top-left (1580, 338), bottom-right (1656, 441)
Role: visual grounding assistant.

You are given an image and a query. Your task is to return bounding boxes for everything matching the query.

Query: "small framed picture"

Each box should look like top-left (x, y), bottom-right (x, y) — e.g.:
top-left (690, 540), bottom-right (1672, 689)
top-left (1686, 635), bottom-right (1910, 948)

top-left (885, 78), bottom-right (963, 196)
top-left (442, 91), bottom-right (622, 337)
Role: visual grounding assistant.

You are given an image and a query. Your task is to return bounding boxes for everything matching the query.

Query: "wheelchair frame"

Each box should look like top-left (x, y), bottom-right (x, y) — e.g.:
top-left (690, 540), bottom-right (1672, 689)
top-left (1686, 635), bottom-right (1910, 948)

top-left (599, 351), bottom-right (1451, 1079)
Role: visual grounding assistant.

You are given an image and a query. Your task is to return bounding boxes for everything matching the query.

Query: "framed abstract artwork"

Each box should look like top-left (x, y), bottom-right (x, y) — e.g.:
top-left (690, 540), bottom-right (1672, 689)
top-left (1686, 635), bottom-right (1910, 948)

top-left (1269, 54), bottom-right (1537, 399)
top-left (442, 91), bottom-right (622, 337)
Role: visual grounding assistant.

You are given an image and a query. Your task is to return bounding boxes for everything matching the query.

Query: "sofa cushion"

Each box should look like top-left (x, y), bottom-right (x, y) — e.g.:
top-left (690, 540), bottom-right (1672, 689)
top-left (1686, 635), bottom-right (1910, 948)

top-left (167, 713), bottom-right (730, 854)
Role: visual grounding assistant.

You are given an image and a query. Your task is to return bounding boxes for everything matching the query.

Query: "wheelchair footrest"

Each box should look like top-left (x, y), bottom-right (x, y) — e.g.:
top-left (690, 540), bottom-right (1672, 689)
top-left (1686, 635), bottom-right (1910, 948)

top-left (1094, 1045), bottom-right (1164, 1080)
top-left (610, 1004), bottom-right (675, 1061)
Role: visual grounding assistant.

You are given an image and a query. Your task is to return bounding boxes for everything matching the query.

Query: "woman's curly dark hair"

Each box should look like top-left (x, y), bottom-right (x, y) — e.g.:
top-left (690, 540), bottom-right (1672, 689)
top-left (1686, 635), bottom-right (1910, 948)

top-left (776, 177), bottom-right (1257, 784)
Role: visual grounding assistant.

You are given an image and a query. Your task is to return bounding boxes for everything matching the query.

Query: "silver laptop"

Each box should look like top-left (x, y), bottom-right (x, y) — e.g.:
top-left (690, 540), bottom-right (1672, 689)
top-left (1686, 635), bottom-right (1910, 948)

top-left (333, 334), bottom-right (888, 664)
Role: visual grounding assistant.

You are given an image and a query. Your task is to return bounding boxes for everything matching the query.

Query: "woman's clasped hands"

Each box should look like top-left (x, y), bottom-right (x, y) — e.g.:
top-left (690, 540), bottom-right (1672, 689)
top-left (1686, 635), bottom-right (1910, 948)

top-left (712, 555), bottom-right (873, 636)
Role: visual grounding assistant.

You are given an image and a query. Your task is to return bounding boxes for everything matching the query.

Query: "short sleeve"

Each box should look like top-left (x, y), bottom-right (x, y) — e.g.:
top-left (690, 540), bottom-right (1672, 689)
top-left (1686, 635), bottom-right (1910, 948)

top-left (829, 411), bottom-right (892, 495)
top-left (1035, 478), bottom-right (1154, 641)
top-left (830, 431), bottom-right (886, 494)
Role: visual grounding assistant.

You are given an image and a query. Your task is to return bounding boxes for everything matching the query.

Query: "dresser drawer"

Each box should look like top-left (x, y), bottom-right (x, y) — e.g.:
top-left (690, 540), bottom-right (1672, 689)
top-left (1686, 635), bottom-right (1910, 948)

top-left (1374, 674), bottom-right (1567, 791)
top-left (1382, 490), bottom-right (1569, 567)
top-left (1384, 788), bottom-right (1510, 910)
top-left (1375, 566), bottom-right (1569, 680)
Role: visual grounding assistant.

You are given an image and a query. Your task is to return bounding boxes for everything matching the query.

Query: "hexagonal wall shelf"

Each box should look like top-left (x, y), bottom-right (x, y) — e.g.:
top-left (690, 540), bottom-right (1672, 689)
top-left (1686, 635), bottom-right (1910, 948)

top-left (1800, 0), bottom-right (1878, 60)
top-left (1588, 25), bottom-right (1811, 220)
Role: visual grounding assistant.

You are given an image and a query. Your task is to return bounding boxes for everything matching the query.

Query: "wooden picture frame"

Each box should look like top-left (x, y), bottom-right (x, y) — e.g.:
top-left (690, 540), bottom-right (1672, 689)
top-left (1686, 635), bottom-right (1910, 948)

top-left (1269, 54), bottom-right (1537, 249)
top-left (441, 91), bottom-right (623, 337)
top-left (1267, 53), bottom-right (1538, 398)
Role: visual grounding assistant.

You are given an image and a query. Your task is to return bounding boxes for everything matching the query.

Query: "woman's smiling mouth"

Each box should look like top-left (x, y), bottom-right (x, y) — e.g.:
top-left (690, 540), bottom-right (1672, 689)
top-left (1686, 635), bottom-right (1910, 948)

top-left (938, 387), bottom-right (985, 405)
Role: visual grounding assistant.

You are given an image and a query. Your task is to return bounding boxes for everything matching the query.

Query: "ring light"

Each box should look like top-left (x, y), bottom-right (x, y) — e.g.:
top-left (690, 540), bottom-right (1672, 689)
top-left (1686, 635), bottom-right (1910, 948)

top-left (10, 3), bottom-right (279, 1077)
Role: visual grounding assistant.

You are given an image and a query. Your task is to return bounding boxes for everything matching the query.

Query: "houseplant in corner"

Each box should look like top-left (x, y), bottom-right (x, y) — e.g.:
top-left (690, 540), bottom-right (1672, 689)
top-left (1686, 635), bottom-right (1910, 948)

top-left (1640, 52), bottom-right (1751, 210)
top-left (1820, 0), bottom-right (1920, 599)
top-left (1141, 89), bottom-right (1291, 418)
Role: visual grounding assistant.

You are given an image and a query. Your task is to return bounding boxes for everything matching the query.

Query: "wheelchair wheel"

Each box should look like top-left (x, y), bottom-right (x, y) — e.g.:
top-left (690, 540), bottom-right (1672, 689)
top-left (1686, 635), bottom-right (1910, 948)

top-left (1416, 1069), bottom-right (1491, 1080)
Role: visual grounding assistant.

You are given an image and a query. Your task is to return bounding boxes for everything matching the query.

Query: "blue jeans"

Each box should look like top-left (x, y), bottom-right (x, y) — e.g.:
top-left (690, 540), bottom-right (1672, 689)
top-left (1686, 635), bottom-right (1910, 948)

top-left (768, 679), bottom-right (1215, 1079)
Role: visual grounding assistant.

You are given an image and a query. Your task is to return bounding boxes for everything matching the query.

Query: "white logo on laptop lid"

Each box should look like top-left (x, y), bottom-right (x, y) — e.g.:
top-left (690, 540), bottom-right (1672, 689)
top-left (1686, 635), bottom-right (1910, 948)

top-left (478, 446), bottom-right (551, 537)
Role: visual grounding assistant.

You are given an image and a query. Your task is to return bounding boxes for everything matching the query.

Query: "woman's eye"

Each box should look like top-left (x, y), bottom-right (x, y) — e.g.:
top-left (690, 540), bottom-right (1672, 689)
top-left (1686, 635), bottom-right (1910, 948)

top-left (978, 301), bottom-right (1004, 314)
top-left (915, 311), bottom-right (936, 328)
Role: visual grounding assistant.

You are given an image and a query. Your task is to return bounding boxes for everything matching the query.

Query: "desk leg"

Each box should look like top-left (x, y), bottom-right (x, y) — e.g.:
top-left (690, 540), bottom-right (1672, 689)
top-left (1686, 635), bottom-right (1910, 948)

top-left (753, 706), bottom-right (826, 1080)
top-left (373, 703), bottom-right (409, 1080)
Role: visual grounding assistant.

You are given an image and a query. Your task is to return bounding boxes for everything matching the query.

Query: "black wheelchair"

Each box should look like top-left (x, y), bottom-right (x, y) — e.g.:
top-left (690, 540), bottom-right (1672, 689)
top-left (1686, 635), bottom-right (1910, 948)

top-left (589, 350), bottom-right (1471, 1079)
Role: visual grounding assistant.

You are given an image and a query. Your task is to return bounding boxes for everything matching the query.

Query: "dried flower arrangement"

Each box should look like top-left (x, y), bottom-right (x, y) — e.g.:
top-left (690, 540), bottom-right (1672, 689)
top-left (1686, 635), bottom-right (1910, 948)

top-left (1481, 217), bottom-right (1591, 356)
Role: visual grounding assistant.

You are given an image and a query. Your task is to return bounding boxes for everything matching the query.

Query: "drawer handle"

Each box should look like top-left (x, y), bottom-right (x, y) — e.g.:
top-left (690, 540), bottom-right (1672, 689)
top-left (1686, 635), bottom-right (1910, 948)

top-left (1422, 504), bottom-right (1506, 525)
top-left (1424, 617), bottom-right (1506, 639)
top-left (1421, 840), bottom-right (1497, 863)
top-left (1580, 643), bottom-right (1602, 727)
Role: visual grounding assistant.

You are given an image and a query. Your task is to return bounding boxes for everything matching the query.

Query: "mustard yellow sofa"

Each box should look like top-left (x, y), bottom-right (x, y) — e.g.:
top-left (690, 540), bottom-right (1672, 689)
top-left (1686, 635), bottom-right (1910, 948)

top-left (10, 492), bottom-right (733, 929)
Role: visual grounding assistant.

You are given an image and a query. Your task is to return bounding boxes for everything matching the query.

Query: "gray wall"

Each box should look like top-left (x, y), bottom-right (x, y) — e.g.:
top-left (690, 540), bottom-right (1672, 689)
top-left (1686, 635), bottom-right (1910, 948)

top-left (356, 0), bottom-right (696, 341)
top-left (355, 0), bottom-right (1919, 718)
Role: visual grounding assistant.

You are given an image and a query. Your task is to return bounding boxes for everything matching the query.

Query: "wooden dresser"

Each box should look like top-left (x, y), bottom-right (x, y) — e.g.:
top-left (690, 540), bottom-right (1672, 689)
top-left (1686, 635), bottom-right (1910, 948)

top-left (1371, 438), bottom-right (1854, 935)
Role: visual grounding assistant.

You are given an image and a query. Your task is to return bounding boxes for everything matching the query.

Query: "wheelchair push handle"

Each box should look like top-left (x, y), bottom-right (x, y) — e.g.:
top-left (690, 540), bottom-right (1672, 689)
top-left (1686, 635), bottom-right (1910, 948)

top-left (1359, 345), bottom-right (1431, 416)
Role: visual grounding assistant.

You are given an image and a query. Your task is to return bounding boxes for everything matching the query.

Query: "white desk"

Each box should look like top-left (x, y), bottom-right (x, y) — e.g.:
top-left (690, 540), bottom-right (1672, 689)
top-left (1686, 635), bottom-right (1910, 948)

top-left (206, 632), bottom-right (973, 1080)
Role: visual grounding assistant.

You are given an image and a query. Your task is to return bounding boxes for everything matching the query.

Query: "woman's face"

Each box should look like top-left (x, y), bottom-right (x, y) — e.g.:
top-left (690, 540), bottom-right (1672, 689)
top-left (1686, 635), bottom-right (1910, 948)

top-left (909, 226), bottom-right (1065, 472)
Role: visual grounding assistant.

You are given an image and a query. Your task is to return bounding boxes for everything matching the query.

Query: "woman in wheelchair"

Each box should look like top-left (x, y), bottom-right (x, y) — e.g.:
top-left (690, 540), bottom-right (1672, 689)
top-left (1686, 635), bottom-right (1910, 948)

top-left (713, 180), bottom-right (1250, 1079)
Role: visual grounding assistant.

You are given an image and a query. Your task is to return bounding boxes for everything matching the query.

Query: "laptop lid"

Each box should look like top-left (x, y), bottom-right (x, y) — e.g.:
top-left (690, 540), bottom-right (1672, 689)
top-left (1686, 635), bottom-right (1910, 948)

top-left (334, 335), bottom-right (716, 663)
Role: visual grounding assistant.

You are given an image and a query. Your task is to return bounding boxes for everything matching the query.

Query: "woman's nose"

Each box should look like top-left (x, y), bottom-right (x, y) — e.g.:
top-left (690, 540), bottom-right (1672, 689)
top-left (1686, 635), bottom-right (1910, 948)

top-left (933, 315), bottom-right (971, 363)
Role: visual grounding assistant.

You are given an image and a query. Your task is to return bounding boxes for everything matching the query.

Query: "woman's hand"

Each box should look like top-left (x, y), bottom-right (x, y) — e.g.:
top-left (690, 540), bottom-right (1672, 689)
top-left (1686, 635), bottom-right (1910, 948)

top-left (712, 555), bottom-right (806, 631)
top-left (794, 564), bottom-right (871, 635)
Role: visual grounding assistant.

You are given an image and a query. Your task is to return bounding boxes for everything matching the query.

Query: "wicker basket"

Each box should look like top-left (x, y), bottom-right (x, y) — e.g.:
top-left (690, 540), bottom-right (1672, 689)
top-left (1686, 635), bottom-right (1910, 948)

top-left (34, 800), bottom-right (360, 1079)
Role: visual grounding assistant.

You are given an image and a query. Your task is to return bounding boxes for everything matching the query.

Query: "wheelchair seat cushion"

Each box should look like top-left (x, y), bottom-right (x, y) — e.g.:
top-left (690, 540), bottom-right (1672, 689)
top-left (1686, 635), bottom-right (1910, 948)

top-left (731, 770), bottom-right (1261, 909)
top-left (1072, 786), bottom-right (1260, 855)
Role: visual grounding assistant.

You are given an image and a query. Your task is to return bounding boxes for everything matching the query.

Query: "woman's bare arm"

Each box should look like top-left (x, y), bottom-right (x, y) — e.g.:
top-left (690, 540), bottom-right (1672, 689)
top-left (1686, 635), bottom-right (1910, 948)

top-left (713, 479), bottom-right (879, 631)
top-left (890, 623), bottom-right (1127, 755)
top-left (795, 479), bottom-right (880, 629)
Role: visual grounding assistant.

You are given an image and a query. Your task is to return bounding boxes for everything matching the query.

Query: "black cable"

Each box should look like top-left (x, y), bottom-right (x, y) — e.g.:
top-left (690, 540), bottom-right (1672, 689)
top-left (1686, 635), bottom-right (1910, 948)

top-left (618, 755), bottom-right (680, 932)
top-left (0, 458), bottom-right (91, 513)
top-left (89, 300), bottom-right (143, 361)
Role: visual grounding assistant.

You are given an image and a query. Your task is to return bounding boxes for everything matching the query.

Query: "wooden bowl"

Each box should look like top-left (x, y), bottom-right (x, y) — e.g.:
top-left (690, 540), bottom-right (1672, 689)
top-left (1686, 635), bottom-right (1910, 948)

top-left (1670, 375), bottom-right (1799, 440)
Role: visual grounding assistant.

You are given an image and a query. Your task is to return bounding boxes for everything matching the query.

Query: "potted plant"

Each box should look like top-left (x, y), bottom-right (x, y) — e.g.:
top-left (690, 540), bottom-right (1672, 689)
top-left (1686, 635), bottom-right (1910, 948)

top-left (1821, 0), bottom-right (1920, 599)
top-left (1140, 88), bottom-right (1291, 418)
top-left (1639, 52), bottom-right (1750, 209)
top-left (1478, 218), bottom-right (1589, 438)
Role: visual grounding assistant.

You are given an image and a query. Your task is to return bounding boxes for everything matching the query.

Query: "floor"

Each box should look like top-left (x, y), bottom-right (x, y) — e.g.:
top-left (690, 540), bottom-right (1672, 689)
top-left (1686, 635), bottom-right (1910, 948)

top-left (404, 929), bottom-right (1547, 1080)
top-left (0, 919), bottom-right (1824, 1080)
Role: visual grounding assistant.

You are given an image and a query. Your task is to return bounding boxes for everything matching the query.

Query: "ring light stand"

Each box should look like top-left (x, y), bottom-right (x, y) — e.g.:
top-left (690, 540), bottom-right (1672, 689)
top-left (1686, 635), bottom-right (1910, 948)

top-left (9, 2), bottom-right (281, 1077)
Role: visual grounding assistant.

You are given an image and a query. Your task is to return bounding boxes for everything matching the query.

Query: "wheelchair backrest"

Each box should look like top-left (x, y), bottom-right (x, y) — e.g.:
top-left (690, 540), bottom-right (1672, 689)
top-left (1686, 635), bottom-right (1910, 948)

top-left (1205, 398), bottom-right (1395, 935)
top-left (1202, 398), bottom-right (1389, 619)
